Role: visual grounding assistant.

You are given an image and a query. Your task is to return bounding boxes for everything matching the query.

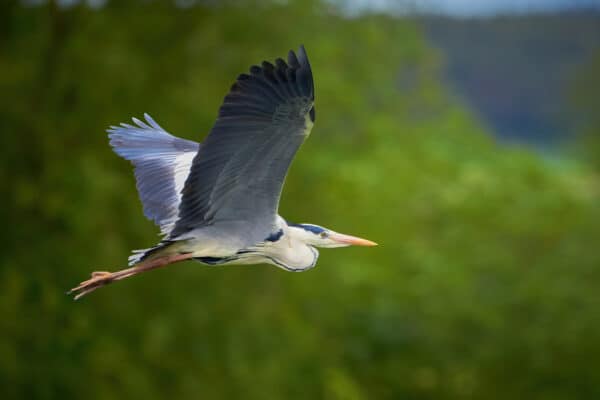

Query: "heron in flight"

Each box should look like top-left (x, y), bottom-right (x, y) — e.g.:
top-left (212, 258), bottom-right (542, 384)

top-left (69, 45), bottom-right (376, 300)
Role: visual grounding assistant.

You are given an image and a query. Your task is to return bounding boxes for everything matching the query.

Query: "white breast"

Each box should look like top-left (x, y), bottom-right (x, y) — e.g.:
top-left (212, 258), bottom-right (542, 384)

top-left (255, 222), bottom-right (319, 271)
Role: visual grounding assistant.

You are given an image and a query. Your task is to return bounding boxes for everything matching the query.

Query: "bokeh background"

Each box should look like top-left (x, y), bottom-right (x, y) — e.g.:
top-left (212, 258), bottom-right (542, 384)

top-left (2, 0), bottom-right (600, 398)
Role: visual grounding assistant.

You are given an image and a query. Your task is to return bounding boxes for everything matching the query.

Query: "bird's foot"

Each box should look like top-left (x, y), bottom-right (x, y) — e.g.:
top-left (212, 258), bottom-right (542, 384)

top-left (68, 270), bottom-right (120, 300)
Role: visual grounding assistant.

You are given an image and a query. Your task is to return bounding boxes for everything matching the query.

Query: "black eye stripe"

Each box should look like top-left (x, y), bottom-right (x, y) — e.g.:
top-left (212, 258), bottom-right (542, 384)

top-left (304, 225), bottom-right (325, 234)
top-left (288, 223), bottom-right (325, 234)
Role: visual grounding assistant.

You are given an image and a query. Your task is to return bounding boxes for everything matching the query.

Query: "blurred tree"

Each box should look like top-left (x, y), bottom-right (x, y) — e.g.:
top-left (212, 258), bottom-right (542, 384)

top-left (1, 1), bottom-right (599, 399)
top-left (570, 51), bottom-right (600, 169)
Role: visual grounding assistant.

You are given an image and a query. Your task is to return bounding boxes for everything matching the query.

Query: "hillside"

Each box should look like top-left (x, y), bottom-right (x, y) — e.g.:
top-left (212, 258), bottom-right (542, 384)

top-left (423, 12), bottom-right (600, 145)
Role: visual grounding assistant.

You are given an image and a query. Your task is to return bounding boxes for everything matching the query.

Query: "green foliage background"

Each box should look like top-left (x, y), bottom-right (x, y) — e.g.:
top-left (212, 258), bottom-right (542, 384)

top-left (1, 1), bottom-right (599, 399)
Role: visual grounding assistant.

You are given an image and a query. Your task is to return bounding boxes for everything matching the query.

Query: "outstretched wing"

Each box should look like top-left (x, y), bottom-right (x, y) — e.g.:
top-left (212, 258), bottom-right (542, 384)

top-left (170, 45), bottom-right (315, 244)
top-left (108, 114), bottom-right (199, 235)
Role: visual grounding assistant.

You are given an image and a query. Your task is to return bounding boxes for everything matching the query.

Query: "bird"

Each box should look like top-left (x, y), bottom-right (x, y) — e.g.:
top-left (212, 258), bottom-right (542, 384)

top-left (69, 45), bottom-right (376, 300)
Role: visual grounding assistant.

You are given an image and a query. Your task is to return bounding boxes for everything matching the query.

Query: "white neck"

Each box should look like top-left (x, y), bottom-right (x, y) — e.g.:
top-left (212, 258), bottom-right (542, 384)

top-left (256, 217), bottom-right (319, 271)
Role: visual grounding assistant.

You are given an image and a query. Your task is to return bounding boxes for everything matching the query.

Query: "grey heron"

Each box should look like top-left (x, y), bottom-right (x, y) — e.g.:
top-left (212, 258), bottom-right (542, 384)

top-left (69, 45), bottom-right (376, 300)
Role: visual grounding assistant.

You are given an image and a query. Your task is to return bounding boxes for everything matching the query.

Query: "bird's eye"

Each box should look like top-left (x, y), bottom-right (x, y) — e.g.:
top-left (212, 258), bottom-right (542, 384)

top-left (320, 231), bottom-right (328, 239)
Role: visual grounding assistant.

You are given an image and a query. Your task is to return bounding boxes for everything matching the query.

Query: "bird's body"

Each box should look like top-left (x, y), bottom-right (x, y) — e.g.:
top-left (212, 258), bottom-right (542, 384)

top-left (70, 46), bottom-right (375, 299)
top-left (192, 217), bottom-right (320, 271)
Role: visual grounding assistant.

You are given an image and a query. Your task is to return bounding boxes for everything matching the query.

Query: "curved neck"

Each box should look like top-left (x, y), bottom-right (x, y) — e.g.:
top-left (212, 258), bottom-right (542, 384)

top-left (256, 217), bottom-right (319, 271)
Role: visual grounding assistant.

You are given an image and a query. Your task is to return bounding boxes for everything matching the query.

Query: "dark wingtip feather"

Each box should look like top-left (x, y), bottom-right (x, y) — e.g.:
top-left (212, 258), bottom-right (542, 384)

top-left (288, 50), bottom-right (300, 68)
top-left (250, 65), bottom-right (262, 75)
top-left (275, 58), bottom-right (288, 70)
top-left (297, 45), bottom-right (309, 68)
top-left (218, 45), bottom-right (315, 121)
top-left (262, 61), bottom-right (275, 71)
top-left (247, 45), bottom-right (313, 100)
top-left (293, 45), bottom-right (314, 100)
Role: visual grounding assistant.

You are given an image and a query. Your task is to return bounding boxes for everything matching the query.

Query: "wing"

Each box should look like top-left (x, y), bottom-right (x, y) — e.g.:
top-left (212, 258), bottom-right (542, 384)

top-left (108, 114), bottom-right (200, 235)
top-left (170, 45), bottom-right (315, 244)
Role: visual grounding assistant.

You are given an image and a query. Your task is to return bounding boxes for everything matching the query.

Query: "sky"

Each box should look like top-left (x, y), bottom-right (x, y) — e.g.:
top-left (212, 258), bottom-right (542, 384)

top-left (41, 0), bottom-right (600, 15)
top-left (343, 0), bottom-right (600, 16)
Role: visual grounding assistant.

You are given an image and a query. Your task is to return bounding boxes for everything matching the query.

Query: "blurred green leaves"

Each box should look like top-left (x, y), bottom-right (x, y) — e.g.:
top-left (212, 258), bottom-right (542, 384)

top-left (1, 1), bottom-right (599, 399)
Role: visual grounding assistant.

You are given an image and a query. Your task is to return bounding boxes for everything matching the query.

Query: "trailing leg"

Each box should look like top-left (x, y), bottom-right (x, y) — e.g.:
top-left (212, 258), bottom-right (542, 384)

top-left (68, 252), bottom-right (194, 300)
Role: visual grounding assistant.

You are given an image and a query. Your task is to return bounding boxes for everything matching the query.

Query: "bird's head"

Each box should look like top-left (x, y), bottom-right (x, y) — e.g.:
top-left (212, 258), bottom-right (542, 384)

top-left (288, 223), bottom-right (378, 248)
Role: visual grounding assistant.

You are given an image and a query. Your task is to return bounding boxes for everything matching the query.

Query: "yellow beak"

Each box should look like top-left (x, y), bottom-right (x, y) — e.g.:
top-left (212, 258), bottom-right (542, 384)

top-left (329, 232), bottom-right (378, 247)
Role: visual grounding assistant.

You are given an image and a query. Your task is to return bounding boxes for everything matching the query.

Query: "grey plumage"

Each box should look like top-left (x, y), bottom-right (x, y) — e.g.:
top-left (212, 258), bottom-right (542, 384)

top-left (170, 45), bottom-right (315, 248)
top-left (68, 45), bottom-right (377, 299)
